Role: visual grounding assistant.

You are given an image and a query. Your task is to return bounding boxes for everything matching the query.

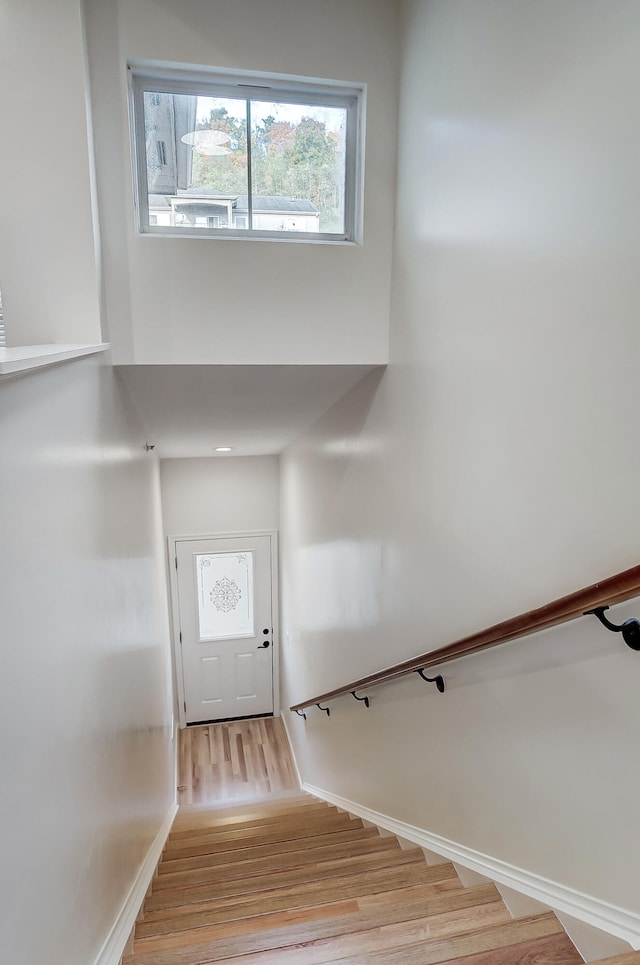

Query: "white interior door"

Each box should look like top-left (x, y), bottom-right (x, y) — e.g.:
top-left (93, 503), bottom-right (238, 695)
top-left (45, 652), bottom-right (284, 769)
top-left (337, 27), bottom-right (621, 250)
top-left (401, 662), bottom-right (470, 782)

top-left (175, 535), bottom-right (274, 724)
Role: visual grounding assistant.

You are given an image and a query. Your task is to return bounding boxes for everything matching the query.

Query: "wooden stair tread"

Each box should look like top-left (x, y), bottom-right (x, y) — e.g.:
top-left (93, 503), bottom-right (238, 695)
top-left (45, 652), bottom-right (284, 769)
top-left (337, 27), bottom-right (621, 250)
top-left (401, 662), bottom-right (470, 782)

top-left (188, 877), bottom-right (472, 965)
top-left (168, 803), bottom-right (336, 839)
top-left (126, 769), bottom-right (616, 965)
top-left (164, 816), bottom-right (362, 859)
top-left (145, 850), bottom-right (437, 913)
top-left (126, 910), bottom-right (564, 965)
top-left (142, 897), bottom-right (510, 965)
top-left (136, 876), bottom-right (460, 938)
top-left (250, 913), bottom-right (564, 965)
top-left (126, 899), bottom-right (363, 964)
top-left (199, 901), bottom-right (512, 964)
top-left (320, 932), bottom-right (583, 965)
top-left (140, 874), bottom-right (464, 930)
top-left (434, 932), bottom-right (587, 965)
top-left (158, 826), bottom-right (382, 873)
top-left (589, 956), bottom-right (640, 965)
top-left (158, 828), bottom-right (382, 877)
top-left (155, 840), bottom-right (411, 896)
top-left (155, 835), bottom-right (402, 889)
top-left (135, 885), bottom-right (499, 956)
top-left (138, 864), bottom-right (467, 939)
top-left (173, 794), bottom-right (322, 826)
top-left (165, 811), bottom-right (351, 849)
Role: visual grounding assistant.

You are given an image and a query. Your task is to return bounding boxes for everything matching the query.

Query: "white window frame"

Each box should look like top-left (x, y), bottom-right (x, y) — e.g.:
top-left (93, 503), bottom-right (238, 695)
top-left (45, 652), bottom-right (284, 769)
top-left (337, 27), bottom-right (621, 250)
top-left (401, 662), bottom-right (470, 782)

top-left (128, 62), bottom-right (365, 244)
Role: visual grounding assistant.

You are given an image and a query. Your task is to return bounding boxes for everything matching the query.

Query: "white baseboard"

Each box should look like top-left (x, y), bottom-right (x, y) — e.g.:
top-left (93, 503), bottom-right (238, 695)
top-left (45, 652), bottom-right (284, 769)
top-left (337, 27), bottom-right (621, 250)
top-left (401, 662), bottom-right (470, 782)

top-left (92, 800), bottom-right (178, 965)
top-left (280, 712), bottom-right (303, 789)
top-left (173, 716), bottom-right (180, 798)
top-left (302, 782), bottom-right (640, 951)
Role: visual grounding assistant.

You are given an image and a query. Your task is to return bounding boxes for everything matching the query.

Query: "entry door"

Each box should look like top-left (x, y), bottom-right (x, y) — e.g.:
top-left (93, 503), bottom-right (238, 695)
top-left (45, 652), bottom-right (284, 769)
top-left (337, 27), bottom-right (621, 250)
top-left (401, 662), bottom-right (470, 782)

top-left (175, 535), bottom-right (274, 724)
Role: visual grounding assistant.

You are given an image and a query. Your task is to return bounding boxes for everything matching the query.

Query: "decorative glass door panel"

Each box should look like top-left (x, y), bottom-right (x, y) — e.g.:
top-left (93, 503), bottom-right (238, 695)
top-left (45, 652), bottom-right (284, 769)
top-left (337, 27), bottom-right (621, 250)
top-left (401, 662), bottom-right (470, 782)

top-left (196, 552), bottom-right (254, 640)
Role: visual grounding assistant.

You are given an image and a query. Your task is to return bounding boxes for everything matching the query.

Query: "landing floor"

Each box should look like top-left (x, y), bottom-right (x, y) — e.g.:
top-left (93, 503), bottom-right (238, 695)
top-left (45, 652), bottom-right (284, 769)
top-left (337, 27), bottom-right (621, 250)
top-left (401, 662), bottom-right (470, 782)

top-left (177, 716), bottom-right (299, 808)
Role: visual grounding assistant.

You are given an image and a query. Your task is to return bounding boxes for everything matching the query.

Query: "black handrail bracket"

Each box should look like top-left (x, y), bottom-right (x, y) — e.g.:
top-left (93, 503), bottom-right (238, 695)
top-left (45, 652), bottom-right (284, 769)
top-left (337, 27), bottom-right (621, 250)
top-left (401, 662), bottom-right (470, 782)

top-left (585, 605), bottom-right (640, 651)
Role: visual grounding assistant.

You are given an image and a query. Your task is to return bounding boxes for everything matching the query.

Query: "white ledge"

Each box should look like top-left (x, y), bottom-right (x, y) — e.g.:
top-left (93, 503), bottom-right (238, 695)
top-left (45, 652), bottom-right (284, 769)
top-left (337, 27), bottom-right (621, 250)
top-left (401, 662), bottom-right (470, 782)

top-left (0, 342), bottom-right (110, 376)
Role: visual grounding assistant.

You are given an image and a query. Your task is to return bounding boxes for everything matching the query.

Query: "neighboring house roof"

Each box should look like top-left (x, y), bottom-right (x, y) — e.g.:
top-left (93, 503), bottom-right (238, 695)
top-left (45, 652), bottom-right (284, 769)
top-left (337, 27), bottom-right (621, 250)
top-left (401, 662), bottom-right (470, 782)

top-left (149, 192), bottom-right (318, 213)
top-left (236, 196), bottom-right (318, 214)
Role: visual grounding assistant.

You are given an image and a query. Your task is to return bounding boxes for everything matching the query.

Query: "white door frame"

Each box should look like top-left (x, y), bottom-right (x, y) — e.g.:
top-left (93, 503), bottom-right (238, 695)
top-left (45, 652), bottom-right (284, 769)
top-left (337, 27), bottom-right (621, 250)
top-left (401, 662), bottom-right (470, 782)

top-left (168, 530), bottom-right (280, 729)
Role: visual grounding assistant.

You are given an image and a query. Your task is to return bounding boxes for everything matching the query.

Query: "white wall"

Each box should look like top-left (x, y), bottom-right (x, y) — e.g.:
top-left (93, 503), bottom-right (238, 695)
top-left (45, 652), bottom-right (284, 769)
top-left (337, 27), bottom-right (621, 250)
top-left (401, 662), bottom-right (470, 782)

top-left (160, 456), bottom-right (279, 536)
top-left (0, 357), bottom-right (175, 965)
top-left (160, 456), bottom-right (280, 722)
top-left (280, 0), bottom-right (640, 927)
top-left (83, 0), bottom-right (398, 365)
top-left (0, 0), bottom-right (102, 345)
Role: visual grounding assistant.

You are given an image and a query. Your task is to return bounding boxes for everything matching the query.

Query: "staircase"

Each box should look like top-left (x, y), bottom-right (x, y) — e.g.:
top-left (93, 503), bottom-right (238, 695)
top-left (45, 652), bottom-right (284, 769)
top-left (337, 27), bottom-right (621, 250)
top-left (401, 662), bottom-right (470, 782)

top-left (123, 793), bottom-right (640, 965)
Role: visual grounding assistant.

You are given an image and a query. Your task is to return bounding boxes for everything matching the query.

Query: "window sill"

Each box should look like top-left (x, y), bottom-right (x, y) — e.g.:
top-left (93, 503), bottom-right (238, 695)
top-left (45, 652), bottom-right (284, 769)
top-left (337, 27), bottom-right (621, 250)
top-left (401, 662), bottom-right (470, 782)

top-left (137, 228), bottom-right (359, 245)
top-left (0, 342), bottom-right (110, 377)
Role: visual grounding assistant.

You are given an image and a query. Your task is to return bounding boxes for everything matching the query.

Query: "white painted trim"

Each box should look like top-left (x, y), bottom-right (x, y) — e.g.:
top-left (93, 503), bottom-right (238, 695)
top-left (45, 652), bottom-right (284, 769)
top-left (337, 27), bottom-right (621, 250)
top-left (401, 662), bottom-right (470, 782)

top-left (169, 529), bottom-right (278, 541)
top-left (280, 712), bottom-right (303, 790)
top-left (173, 715), bottom-right (179, 796)
top-left (269, 530), bottom-right (281, 717)
top-left (0, 342), bottom-right (109, 376)
top-left (92, 800), bottom-right (178, 965)
top-left (167, 530), bottom-right (280, 728)
top-left (129, 65), bottom-right (363, 245)
top-left (302, 782), bottom-right (640, 950)
top-left (167, 538), bottom-right (188, 729)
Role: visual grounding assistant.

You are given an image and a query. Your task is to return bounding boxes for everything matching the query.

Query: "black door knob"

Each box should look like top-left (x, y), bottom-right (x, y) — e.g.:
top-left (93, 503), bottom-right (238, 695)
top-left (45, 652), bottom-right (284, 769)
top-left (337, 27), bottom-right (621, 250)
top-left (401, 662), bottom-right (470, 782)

top-left (257, 640), bottom-right (270, 649)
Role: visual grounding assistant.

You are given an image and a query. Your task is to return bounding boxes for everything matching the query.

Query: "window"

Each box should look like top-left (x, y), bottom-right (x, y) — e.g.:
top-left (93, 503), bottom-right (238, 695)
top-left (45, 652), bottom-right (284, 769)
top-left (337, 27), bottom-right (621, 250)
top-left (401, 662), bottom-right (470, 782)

top-left (129, 64), bottom-right (363, 242)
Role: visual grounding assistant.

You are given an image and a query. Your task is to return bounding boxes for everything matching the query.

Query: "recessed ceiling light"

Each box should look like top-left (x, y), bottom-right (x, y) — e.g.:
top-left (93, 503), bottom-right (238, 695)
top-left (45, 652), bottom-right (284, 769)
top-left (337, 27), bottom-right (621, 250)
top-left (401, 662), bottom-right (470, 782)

top-left (214, 446), bottom-right (233, 452)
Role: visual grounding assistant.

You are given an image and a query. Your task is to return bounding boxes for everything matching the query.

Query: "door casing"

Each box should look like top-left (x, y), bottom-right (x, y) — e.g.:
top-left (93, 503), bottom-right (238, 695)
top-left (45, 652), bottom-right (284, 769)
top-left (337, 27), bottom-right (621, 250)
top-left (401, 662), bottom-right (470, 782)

top-left (168, 530), bottom-right (280, 729)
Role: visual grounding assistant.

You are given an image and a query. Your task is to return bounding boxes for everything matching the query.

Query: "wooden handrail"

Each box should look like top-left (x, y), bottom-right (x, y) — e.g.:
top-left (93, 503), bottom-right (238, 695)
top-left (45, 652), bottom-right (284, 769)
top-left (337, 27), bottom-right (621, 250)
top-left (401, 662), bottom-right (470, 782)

top-left (290, 563), bottom-right (640, 713)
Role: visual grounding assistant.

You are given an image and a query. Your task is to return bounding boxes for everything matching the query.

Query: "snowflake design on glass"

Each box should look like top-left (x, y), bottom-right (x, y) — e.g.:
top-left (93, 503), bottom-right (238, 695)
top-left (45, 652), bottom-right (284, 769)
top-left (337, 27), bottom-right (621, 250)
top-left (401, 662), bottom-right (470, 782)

top-left (210, 576), bottom-right (242, 612)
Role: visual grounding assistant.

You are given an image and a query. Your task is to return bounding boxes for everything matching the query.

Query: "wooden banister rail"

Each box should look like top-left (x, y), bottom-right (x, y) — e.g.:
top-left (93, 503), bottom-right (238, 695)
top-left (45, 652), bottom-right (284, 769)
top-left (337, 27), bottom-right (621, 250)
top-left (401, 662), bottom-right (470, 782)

top-left (290, 563), bottom-right (640, 714)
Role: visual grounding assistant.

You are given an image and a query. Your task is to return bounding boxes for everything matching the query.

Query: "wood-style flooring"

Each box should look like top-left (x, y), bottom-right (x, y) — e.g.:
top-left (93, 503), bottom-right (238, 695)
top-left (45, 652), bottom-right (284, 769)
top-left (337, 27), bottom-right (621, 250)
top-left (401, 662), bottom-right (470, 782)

top-left (121, 719), bottom-right (640, 964)
top-left (123, 791), bottom-right (640, 965)
top-left (177, 717), bottom-right (298, 808)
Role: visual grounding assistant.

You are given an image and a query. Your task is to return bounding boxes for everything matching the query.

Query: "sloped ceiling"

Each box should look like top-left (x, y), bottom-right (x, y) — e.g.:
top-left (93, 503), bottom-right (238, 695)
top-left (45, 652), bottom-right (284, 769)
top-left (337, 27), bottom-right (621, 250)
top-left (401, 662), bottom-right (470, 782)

top-left (117, 364), bottom-right (381, 458)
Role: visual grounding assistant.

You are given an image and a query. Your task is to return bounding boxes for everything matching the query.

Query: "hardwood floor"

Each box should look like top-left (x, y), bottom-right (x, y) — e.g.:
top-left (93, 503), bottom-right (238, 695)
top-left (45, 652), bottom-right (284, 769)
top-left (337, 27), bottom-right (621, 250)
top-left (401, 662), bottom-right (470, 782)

top-left (177, 716), bottom-right (298, 807)
top-left (123, 789), bottom-right (640, 965)
top-left (120, 721), bottom-right (640, 964)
